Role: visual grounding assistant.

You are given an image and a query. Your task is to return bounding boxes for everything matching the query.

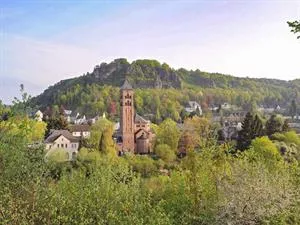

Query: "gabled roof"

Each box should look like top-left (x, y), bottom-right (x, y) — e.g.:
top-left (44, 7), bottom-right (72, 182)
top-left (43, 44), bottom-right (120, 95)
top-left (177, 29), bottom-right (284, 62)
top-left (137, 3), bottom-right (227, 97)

top-left (64, 110), bottom-right (72, 115)
top-left (121, 79), bottom-right (133, 90)
top-left (45, 130), bottom-right (79, 143)
top-left (69, 124), bottom-right (90, 132)
top-left (135, 114), bottom-right (150, 123)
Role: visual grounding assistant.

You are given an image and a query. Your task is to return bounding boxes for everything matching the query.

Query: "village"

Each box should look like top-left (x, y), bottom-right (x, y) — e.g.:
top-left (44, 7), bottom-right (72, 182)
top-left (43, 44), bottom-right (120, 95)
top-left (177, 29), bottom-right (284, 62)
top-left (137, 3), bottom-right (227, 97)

top-left (30, 80), bottom-right (300, 161)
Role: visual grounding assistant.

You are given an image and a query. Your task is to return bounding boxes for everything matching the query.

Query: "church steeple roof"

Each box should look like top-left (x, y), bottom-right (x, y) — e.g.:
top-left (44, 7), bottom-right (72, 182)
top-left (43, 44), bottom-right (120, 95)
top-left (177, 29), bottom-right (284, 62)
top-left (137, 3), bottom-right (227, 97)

top-left (121, 79), bottom-right (133, 90)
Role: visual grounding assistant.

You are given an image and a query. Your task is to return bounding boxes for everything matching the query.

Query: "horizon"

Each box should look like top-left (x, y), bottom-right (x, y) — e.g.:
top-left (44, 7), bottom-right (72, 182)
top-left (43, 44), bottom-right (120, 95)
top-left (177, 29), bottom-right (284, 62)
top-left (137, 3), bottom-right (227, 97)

top-left (1, 0), bottom-right (300, 104)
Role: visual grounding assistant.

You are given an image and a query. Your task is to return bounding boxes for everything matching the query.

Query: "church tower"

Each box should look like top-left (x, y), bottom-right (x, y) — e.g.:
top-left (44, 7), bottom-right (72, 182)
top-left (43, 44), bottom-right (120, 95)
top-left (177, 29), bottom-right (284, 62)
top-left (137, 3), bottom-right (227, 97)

top-left (120, 80), bottom-right (135, 152)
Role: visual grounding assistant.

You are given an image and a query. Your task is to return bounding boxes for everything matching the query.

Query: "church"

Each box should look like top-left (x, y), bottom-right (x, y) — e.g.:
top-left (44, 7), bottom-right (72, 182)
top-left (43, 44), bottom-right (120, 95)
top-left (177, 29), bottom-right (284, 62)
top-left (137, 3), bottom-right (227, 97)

top-left (116, 80), bottom-right (154, 154)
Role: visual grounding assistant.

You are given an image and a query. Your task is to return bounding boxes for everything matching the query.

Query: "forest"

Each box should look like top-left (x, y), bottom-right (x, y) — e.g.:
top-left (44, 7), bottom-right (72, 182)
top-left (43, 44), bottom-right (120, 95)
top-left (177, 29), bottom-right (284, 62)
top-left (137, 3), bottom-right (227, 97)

top-left (30, 58), bottom-right (300, 118)
top-left (1, 99), bottom-right (300, 224)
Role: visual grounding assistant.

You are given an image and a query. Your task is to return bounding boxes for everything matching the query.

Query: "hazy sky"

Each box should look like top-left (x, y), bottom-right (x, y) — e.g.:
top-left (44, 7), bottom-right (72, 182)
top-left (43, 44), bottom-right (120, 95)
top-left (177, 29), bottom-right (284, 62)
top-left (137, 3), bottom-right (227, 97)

top-left (0, 0), bottom-right (300, 103)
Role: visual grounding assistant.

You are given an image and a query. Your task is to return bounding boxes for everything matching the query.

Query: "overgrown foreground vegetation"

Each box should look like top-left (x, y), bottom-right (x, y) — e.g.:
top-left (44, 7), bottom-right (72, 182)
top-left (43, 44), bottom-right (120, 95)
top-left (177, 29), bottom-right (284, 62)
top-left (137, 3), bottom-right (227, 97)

top-left (1, 116), bottom-right (300, 225)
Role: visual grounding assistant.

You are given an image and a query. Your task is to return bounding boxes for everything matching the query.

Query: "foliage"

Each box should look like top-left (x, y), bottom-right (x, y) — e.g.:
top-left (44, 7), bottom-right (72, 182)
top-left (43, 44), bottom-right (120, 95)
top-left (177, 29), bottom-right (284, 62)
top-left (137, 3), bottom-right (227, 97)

top-left (183, 116), bottom-right (216, 149)
top-left (237, 112), bottom-right (264, 151)
top-left (30, 59), bottom-right (300, 120)
top-left (248, 136), bottom-right (282, 164)
top-left (0, 117), bottom-right (46, 143)
top-left (43, 114), bottom-right (68, 137)
top-left (87, 118), bottom-right (116, 154)
top-left (155, 144), bottom-right (176, 163)
top-left (1, 112), bottom-right (300, 224)
top-left (125, 154), bottom-right (158, 178)
top-left (155, 118), bottom-right (181, 152)
top-left (265, 114), bottom-right (284, 137)
top-left (11, 84), bottom-right (34, 116)
top-left (288, 20), bottom-right (300, 39)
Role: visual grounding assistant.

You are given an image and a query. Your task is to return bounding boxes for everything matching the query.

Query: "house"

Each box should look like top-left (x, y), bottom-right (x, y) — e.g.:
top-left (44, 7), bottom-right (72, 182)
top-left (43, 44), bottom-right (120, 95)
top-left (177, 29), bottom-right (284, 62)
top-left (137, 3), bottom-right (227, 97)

top-left (74, 115), bottom-right (87, 125)
top-left (221, 102), bottom-right (231, 110)
top-left (35, 110), bottom-right (43, 122)
top-left (115, 80), bottom-right (154, 154)
top-left (63, 110), bottom-right (72, 123)
top-left (258, 105), bottom-right (284, 114)
top-left (69, 124), bottom-right (91, 138)
top-left (209, 105), bottom-right (219, 111)
top-left (185, 101), bottom-right (202, 115)
top-left (45, 130), bottom-right (80, 161)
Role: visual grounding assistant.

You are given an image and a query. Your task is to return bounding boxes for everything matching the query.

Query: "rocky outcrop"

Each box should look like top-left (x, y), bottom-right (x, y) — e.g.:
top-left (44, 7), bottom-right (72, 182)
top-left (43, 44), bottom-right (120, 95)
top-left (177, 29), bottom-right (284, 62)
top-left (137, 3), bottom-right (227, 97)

top-left (90, 58), bottom-right (181, 88)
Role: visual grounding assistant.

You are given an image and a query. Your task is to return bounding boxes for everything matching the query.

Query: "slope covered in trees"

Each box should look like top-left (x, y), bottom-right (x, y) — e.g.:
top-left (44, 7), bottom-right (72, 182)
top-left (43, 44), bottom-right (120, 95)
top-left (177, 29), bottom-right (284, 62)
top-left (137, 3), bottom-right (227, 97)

top-left (30, 58), bottom-right (300, 117)
top-left (1, 112), bottom-right (300, 224)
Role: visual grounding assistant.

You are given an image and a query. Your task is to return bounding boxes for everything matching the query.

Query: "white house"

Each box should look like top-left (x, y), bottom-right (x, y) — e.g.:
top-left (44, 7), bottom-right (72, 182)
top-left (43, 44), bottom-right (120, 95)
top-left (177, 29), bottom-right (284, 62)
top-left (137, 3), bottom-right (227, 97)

top-left (74, 115), bottom-right (87, 125)
top-left (35, 110), bottom-right (43, 122)
top-left (63, 110), bottom-right (73, 123)
top-left (69, 124), bottom-right (91, 138)
top-left (221, 102), bottom-right (231, 110)
top-left (185, 101), bottom-right (202, 115)
top-left (45, 130), bottom-right (80, 161)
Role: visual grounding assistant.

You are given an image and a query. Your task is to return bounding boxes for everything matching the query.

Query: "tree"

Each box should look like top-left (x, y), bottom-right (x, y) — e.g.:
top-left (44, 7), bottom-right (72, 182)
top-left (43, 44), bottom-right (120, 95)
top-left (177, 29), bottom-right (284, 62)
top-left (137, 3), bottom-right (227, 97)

top-left (0, 117), bottom-right (46, 143)
top-left (287, 20), bottom-right (300, 39)
top-left (282, 119), bottom-right (290, 132)
top-left (12, 84), bottom-right (33, 116)
top-left (87, 118), bottom-right (116, 157)
top-left (236, 112), bottom-right (264, 151)
top-left (251, 114), bottom-right (264, 138)
top-left (250, 137), bottom-right (281, 164)
top-left (155, 118), bottom-right (181, 153)
top-left (265, 114), bottom-right (283, 137)
top-left (99, 125), bottom-right (116, 158)
top-left (237, 112), bottom-right (254, 151)
top-left (289, 99), bottom-right (297, 119)
top-left (155, 144), bottom-right (176, 163)
top-left (183, 116), bottom-right (214, 149)
top-left (44, 114), bottom-right (68, 137)
top-left (0, 101), bottom-right (12, 121)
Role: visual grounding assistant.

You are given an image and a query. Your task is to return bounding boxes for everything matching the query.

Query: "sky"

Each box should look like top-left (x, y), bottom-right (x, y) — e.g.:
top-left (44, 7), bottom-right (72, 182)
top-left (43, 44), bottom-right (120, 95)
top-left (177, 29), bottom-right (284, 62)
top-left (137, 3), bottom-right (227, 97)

top-left (0, 0), bottom-right (300, 104)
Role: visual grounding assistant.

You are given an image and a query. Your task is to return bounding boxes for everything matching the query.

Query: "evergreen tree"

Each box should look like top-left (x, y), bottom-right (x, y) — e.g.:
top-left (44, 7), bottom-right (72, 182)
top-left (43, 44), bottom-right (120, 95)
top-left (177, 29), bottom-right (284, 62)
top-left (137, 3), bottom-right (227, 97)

top-left (289, 99), bottom-right (297, 119)
top-left (287, 20), bottom-right (300, 39)
top-left (251, 115), bottom-right (264, 138)
top-left (265, 115), bottom-right (283, 137)
top-left (236, 113), bottom-right (264, 151)
top-left (282, 119), bottom-right (290, 132)
top-left (237, 112), bottom-right (254, 151)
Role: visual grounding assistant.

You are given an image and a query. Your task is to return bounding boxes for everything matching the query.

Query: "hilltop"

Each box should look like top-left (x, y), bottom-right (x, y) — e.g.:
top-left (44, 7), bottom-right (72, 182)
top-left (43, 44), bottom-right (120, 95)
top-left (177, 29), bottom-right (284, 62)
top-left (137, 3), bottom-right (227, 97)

top-left (31, 58), bottom-right (300, 118)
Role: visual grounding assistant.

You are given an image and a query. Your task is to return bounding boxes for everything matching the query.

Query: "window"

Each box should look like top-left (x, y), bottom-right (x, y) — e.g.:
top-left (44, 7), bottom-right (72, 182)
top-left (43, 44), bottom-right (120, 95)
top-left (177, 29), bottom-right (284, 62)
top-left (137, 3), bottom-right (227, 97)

top-left (65, 144), bottom-right (68, 148)
top-left (61, 144), bottom-right (64, 148)
top-left (57, 144), bottom-right (59, 148)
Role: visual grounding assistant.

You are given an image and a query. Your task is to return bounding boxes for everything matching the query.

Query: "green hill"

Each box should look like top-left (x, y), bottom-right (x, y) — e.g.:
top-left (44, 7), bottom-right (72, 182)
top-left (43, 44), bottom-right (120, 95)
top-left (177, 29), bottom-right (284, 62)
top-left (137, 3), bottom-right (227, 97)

top-left (31, 58), bottom-right (300, 119)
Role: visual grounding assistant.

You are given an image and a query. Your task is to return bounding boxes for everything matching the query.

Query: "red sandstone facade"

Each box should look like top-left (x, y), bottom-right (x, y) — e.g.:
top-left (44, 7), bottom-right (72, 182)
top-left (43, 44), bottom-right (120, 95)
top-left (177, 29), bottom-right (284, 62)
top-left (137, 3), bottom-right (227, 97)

top-left (119, 80), bottom-right (153, 154)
